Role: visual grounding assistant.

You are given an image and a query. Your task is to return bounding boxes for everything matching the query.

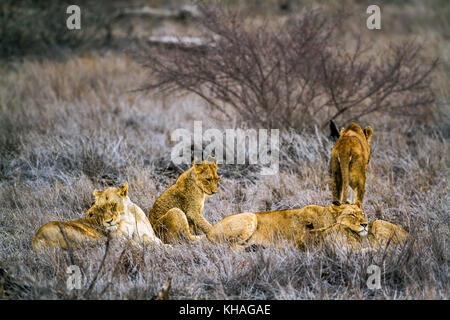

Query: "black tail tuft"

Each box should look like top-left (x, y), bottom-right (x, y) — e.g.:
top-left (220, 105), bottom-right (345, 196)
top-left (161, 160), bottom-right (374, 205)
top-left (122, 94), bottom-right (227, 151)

top-left (329, 120), bottom-right (340, 141)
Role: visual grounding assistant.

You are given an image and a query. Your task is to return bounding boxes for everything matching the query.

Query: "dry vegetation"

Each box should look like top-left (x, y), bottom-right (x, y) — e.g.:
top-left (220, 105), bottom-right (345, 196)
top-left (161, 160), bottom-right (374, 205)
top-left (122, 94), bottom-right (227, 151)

top-left (0, 0), bottom-right (448, 299)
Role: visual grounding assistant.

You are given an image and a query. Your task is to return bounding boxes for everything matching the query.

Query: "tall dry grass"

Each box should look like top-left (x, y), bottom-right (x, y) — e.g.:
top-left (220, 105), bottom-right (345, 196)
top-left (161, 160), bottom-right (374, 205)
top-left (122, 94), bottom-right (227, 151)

top-left (0, 0), bottom-right (448, 299)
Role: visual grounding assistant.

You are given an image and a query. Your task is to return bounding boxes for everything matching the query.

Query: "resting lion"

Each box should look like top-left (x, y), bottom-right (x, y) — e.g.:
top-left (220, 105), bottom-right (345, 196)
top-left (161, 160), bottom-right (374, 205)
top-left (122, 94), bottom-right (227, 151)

top-left (92, 182), bottom-right (162, 246)
top-left (206, 203), bottom-right (363, 249)
top-left (330, 122), bottom-right (373, 207)
top-left (369, 219), bottom-right (413, 248)
top-left (310, 214), bottom-right (413, 251)
top-left (149, 159), bottom-right (219, 243)
top-left (32, 202), bottom-right (122, 252)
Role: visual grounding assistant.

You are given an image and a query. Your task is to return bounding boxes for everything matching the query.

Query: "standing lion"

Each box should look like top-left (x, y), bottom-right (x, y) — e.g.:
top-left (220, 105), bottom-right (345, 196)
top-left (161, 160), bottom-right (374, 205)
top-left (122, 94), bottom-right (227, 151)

top-left (330, 121), bottom-right (373, 207)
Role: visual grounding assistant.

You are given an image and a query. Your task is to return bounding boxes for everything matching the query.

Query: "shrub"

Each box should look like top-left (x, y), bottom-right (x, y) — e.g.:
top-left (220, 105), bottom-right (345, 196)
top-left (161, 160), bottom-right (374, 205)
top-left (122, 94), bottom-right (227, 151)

top-left (141, 4), bottom-right (437, 131)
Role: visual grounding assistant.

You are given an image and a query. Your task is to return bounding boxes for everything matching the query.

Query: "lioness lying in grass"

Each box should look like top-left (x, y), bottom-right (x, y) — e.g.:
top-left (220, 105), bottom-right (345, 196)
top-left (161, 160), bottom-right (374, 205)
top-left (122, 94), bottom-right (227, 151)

top-left (32, 202), bottom-right (123, 252)
top-left (206, 203), bottom-right (363, 249)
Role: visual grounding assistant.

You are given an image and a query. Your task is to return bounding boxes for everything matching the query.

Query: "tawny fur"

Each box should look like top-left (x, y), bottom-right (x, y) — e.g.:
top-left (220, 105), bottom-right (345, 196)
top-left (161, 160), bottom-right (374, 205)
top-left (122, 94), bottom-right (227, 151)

top-left (206, 204), bottom-right (363, 249)
top-left (369, 219), bottom-right (413, 247)
top-left (92, 183), bottom-right (162, 246)
top-left (330, 122), bottom-right (373, 207)
top-left (311, 215), bottom-right (413, 251)
top-left (149, 159), bottom-right (219, 243)
top-left (32, 202), bottom-right (122, 252)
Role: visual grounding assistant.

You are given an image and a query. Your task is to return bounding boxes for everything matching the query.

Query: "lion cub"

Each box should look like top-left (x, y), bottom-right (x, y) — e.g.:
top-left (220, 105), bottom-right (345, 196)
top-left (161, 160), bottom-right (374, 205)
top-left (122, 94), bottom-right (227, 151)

top-left (330, 122), bottom-right (373, 207)
top-left (32, 202), bottom-right (122, 252)
top-left (206, 203), bottom-right (363, 249)
top-left (92, 182), bottom-right (162, 246)
top-left (149, 159), bottom-right (219, 243)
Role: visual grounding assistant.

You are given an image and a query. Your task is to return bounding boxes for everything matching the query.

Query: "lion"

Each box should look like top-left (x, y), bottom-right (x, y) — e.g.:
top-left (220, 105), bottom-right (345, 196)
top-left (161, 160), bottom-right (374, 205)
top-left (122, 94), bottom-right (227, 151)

top-left (149, 158), bottom-right (219, 243)
top-left (368, 219), bottom-right (413, 248)
top-left (310, 214), bottom-right (413, 251)
top-left (308, 207), bottom-right (369, 250)
top-left (92, 182), bottom-right (162, 246)
top-left (206, 203), bottom-right (364, 249)
top-left (330, 121), bottom-right (373, 207)
top-left (32, 202), bottom-right (122, 252)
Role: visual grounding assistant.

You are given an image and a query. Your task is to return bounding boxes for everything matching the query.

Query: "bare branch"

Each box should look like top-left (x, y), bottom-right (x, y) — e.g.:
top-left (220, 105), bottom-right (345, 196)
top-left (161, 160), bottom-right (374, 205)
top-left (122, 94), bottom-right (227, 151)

top-left (139, 3), bottom-right (437, 131)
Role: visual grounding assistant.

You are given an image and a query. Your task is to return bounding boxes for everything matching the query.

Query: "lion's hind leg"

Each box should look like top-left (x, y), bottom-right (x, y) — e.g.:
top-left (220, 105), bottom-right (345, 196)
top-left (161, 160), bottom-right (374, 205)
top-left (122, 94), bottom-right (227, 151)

top-left (207, 213), bottom-right (258, 248)
top-left (330, 155), bottom-right (342, 205)
top-left (154, 208), bottom-right (199, 243)
top-left (350, 168), bottom-right (365, 207)
top-left (32, 222), bottom-right (67, 252)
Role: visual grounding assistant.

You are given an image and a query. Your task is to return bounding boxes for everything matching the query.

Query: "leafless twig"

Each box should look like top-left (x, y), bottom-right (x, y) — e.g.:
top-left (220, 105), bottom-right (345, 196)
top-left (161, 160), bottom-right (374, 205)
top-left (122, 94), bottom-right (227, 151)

top-left (84, 236), bottom-right (111, 299)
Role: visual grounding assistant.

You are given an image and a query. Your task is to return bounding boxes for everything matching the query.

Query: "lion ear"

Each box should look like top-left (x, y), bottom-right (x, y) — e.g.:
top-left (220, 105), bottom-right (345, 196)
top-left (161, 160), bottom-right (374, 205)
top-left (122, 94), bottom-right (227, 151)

top-left (209, 155), bottom-right (218, 168)
top-left (355, 200), bottom-right (362, 209)
top-left (330, 203), bottom-right (342, 219)
top-left (119, 182), bottom-right (128, 197)
top-left (208, 154), bottom-right (217, 163)
top-left (364, 126), bottom-right (373, 143)
top-left (93, 189), bottom-right (101, 198)
top-left (193, 157), bottom-right (204, 173)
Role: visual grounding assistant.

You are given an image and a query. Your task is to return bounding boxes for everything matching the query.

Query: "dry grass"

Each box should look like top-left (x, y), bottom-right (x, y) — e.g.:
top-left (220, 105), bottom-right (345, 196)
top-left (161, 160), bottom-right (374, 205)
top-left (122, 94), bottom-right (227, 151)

top-left (0, 0), bottom-right (448, 299)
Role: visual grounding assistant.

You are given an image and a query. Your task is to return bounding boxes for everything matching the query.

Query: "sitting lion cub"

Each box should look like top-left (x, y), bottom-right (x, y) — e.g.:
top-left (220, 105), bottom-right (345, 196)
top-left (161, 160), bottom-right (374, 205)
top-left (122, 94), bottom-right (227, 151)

top-left (149, 159), bottom-right (219, 243)
top-left (32, 202), bottom-right (122, 252)
top-left (92, 182), bottom-right (162, 246)
top-left (206, 203), bottom-right (363, 249)
top-left (330, 122), bottom-right (373, 207)
top-left (310, 214), bottom-right (412, 251)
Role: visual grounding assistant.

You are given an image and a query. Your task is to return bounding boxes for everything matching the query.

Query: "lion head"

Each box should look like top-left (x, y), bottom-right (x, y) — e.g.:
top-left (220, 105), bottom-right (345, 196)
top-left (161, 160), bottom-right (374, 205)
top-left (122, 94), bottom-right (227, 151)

top-left (334, 204), bottom-right (368, 237)
top-left (309, 204), bottom-right (369, 249)
top-left (93, 182), bottom-right (129, 207)
top-left (85, 202), bottom-right (124, 231)
top-left (193, 158), bottom-right (219, 195)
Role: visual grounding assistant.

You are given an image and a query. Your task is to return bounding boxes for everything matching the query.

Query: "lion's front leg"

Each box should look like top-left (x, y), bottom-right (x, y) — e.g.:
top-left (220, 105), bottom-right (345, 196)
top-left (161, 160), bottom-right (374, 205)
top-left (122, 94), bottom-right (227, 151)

top-left (350, 162), bottom-right (366, 207)
top-left (185, 206), bottom-right (213, 235)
